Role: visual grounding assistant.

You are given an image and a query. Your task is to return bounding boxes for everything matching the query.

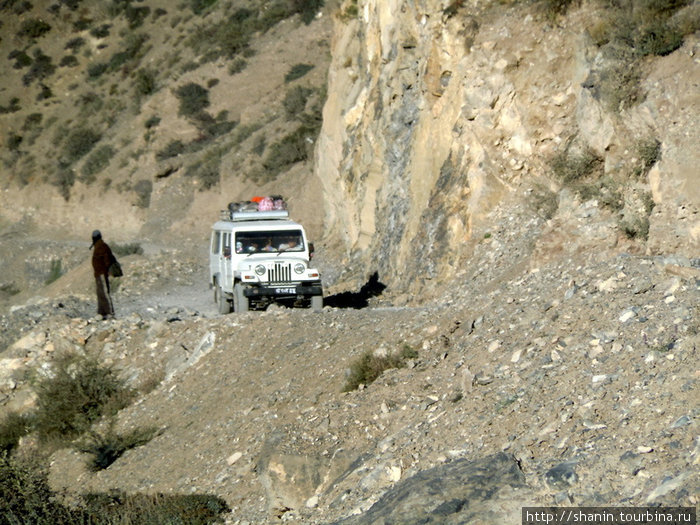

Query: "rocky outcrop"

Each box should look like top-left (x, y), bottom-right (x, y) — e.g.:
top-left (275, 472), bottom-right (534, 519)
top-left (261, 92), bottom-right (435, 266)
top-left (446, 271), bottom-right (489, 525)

top-left (317, 1), bottom-right (700, 294)
top-left (334, 453), bottom-right (532, 525)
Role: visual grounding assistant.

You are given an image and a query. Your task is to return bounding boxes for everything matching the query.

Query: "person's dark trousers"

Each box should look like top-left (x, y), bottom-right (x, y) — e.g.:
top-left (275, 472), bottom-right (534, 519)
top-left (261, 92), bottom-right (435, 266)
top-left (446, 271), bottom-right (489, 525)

top-left (95, 274), bottom-right (114, 317)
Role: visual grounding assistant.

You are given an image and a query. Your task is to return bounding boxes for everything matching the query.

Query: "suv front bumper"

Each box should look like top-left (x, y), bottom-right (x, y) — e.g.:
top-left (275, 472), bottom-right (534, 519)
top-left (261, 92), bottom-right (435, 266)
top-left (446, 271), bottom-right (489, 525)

top-left (243, 282), bottom-right (323, 298)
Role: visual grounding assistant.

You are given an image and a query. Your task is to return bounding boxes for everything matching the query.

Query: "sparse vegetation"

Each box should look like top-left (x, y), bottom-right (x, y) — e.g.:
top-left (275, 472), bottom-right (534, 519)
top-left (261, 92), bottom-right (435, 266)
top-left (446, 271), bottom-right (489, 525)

top-left (228, 56), bottom-right (248, 75)
top-left (45, 259), bottom-right (63, 285)
top-left (22, 49), bottom-right (55, 86)
top-left (185, 147), bottom-right (224, 190)
top-left (634, 137), bottom-right (661, 178)
top-left (17, 18), bottom-right (52, 40)
top-left (62, 127), bottom-right (101, 164)
top-left (64, 36), bottom-right (86, 52)
top-left (583, 0), bottom-right (695, 111)
top-left (175, 82), bottom-right (210, 119)
top-left (283, 86), bottom-right (313, 120)
top-left (343, 345), bottom-right (418, 392)
top-left (0, 454), bottom-right (230, 524)
top-left (262, 125), bottom-right (314, 179)
top-left (0, 412), bottom-right (31, 454)
top-left (33, 352), bottom-right (134, 443)
top-left (133, 179), bottom-right (153, 208)
top-left (340, 0), bottom-right (359, 20)
top-left (550, 146), bottom-right (603, 183)
top-left (190, 0), bottom-right (218, 15)
top-left (81, 144), bottom-right (115, 182)
top-left (77, 424), bottom-right (158, 471)
top-left (112, 242), bottom-right (144, 256)
top-left (156, 139), bottom-right (185, 161)
top-left (0, 97), bottom-right (21, 114)
top-left (291, 0), bottom-right (324, 24)
top-left (134, 68), bottom-right (157, 96)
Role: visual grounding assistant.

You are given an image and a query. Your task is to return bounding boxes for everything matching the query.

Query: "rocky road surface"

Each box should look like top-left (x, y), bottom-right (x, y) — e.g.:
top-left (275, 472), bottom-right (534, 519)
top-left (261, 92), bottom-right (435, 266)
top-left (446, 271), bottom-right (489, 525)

top-left (1, 204), bottom-right (698, 524)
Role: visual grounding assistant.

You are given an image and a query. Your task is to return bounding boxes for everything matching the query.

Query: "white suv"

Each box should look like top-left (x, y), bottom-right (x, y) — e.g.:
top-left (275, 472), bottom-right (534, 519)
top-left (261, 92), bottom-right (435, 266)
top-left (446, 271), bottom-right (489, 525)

top-left (209, 209), bottom-right (323, 313)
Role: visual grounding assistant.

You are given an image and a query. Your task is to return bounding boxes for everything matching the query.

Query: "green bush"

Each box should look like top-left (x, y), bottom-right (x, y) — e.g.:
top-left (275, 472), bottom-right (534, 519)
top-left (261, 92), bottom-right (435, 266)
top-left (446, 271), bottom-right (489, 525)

top-left (175, 82), bottom-right (210, 118)
top-left (53, 167), bottom-right (76, 201)
top-left (17, 18), bottom-right (52, 39)
top-left (89, 24), bottom-right (111, 38)
top-left (228, 57), bottom-right (248, 75)
top-left (283, 86), bottom-right (313, 120)
top-left (81, 145), bottom-right (115, 181)
top-left (156, 140), bottom-right (185, 161)
top-left (64, 36), bottom-right (86, 52)
top-left (45, 259), bottom-right (63, 285)
top-left (87, 61), bottom-right (109, 79)
top-left (190, 0), bottom-right (218, 14)
top-left (185, 147), bottom-right (224, 190)
top-left (291, 0), bottom-right (324, 24)
top-left (263, 125), bottom-right (313, 177)
top-left (343, 345), bottom-right (418, 392)
top-left (22, 49), bottom-right (55, 86)
top-left (0, 98), bottom-right (21, 114)
top-left (7, 131), bottom-right (22, 151)
top-left (144, 115), bottom-right (160, 129)
top-left (8, 49), bottom-right (33, 69)
top-left (0, 454), bottom-right (78, 524)
top-left (33, 353), bottom-right (134, 443)
top-left (550, 147), bottom-right (603, 183)
top-left (134, 68), bottom-right (157, 95)
top-left (188, 9), bottom-right (254, 62)
top-left (0, 413), bottom-right (32, 454)
top-left (112, 242), bottom-right (143, 256)
top-left (62, 127), bottom-right (101, 164)
top-left (81, 491), bottom-right (230, 524)
top-left (634, 137), bottom-right (661, 177)
top-left (59, 55), bottom-right (79, 67)
top-left (0, 454), bottom-right (230, 524)
top-left (124, 5), bottom-right (150, 29)
top-left (77, 425), bottom-right (158, 471)
top-left (637, 22), bottom-right (684, 56)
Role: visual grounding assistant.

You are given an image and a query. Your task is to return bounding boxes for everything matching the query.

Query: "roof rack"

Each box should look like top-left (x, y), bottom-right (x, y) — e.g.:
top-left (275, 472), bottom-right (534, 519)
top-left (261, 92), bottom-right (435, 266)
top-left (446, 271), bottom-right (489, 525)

top-left (220, 210), bottom-right (290, 222)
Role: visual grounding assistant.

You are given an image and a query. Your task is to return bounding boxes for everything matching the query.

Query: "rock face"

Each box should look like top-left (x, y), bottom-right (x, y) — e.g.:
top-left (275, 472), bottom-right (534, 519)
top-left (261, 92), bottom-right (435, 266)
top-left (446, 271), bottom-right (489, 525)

top-left (317, 0), bottom-right (700, 293)
top-left (334, 453), bottom-right (531, 525)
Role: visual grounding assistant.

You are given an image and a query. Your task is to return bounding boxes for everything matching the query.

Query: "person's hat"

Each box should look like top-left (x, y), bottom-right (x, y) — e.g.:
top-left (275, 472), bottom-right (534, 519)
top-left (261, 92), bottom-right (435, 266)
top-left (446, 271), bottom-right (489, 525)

top-left (90, 230), bottom-right (102, 248)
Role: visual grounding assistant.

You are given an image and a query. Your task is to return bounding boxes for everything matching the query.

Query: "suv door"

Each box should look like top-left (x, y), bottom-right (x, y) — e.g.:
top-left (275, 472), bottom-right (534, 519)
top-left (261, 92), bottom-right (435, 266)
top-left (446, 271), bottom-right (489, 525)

top-left (222, 231), bottom-right (233, 291)
top-left (210, 230), bottom-right (221, 285)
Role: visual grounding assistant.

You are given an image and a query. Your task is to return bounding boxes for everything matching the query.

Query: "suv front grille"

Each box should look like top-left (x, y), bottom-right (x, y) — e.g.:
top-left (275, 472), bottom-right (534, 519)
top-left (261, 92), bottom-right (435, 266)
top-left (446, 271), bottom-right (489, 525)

top-left (267, 262), bottom-right (292, 283)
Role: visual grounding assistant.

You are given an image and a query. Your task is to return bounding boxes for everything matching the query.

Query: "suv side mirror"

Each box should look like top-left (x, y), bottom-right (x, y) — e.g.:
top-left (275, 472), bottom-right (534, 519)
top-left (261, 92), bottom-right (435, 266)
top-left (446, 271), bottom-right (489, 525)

top-left (309, 242), bottom-right (315, 259)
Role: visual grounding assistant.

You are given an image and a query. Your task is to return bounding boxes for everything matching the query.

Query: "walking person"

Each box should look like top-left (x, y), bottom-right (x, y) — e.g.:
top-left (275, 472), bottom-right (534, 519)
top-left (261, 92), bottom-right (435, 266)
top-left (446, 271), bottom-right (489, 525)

top-left (90, 230), bottom-right (115, 318)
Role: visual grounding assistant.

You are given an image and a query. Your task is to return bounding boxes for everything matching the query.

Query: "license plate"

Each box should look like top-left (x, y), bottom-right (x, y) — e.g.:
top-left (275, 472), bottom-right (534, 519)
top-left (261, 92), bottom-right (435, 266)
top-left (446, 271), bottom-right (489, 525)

top-left (274, 287), bottom-right (296, 294)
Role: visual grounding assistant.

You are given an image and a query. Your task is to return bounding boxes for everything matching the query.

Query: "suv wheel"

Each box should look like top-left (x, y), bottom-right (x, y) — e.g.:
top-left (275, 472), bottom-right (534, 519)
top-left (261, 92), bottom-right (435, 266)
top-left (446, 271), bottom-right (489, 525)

top-left (217, 283), bottom-right (232, 314)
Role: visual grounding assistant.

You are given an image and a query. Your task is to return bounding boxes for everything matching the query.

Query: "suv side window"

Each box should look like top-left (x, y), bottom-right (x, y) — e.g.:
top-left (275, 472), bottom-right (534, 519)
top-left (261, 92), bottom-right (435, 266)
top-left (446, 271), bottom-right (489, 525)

top-left (211, 231), bottom-right (221, 254)
top-left (223, 232), bottom-right (231, 257)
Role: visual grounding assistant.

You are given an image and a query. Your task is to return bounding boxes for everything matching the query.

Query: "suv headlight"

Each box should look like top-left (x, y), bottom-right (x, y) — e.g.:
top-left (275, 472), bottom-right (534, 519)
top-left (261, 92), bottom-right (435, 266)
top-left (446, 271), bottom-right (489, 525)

top-left (255, 264), bottom-right (266, 276)
top-left (294, 263), bottom-right (305, 274)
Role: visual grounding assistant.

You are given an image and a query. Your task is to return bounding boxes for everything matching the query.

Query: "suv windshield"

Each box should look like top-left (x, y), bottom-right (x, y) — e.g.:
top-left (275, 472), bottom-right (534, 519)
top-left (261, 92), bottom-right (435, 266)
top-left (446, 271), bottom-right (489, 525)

top-left (235, 230), bottom-right (304, 254)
